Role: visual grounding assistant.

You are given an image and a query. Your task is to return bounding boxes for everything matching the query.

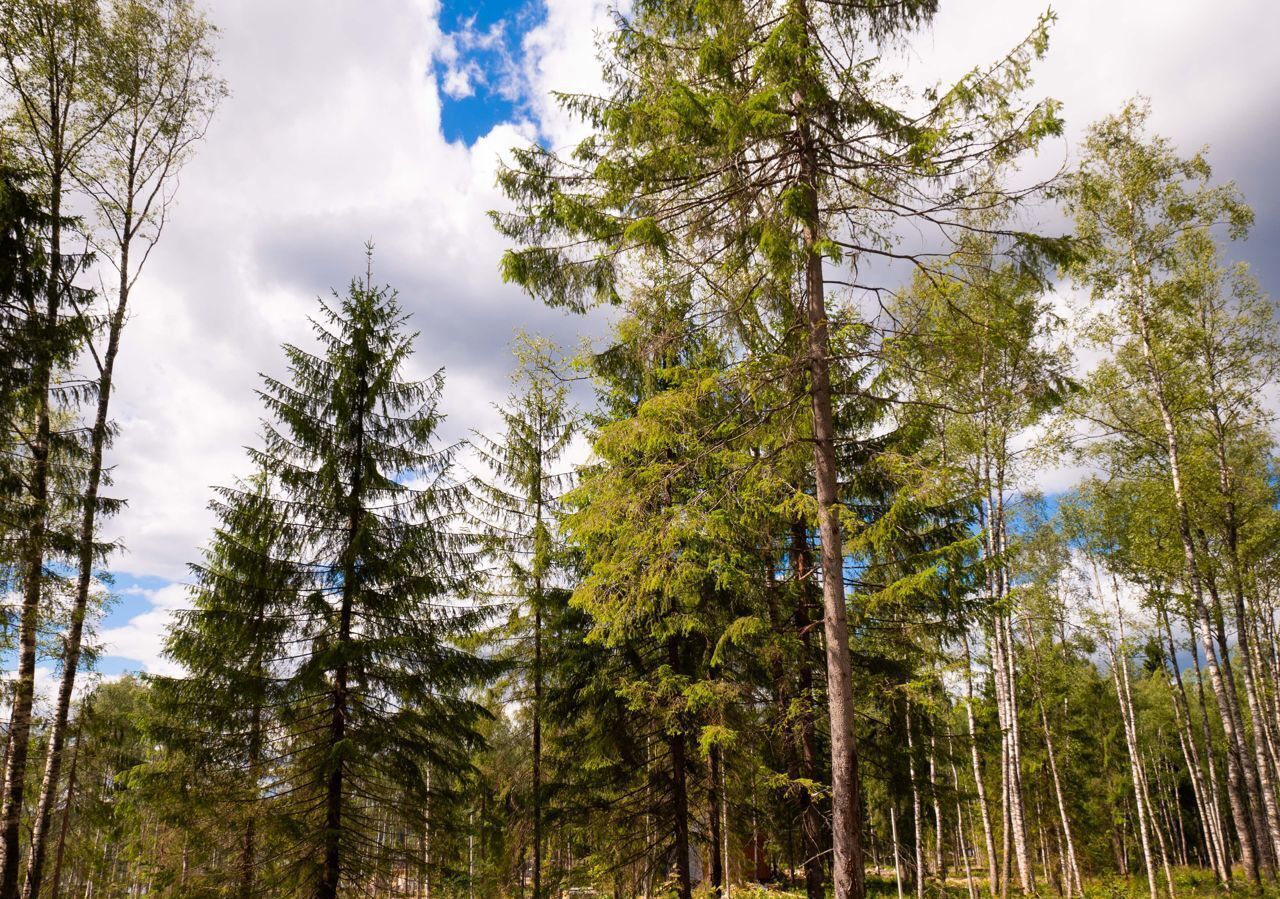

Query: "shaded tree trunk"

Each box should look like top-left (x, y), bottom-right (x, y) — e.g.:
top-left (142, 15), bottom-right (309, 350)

top-left (791, 519), bottom-right (828, 899)
top-left (709, 744), bottom-right (725, 896)
top-left (668, 637), bottom-right (693, 899)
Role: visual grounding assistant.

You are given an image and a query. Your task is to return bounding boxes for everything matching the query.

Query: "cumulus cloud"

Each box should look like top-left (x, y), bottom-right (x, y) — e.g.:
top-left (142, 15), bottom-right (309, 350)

top-left (96, 583), bottom-right (191, 676)
top-left (520, 0), bottom-right (617, 145)
top-left (83, 0), bottom-right (1279, 675)
top-left (102, 0), bottom-right (561, 583)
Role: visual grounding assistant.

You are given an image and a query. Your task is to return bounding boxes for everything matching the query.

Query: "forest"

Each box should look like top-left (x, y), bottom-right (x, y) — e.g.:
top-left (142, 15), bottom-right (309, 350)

top-left (1, 0), bottom-right (1278, 898)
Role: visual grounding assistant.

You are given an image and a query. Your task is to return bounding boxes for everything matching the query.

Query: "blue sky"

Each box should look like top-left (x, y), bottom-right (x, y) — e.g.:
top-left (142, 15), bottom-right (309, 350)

top-left (93, 575), bottom-right (171, 676)
top-left (436, 0), bottom-right (537, 143)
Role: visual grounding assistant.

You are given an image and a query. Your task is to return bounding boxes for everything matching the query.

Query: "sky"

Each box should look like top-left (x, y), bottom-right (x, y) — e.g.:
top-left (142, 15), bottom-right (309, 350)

top-left (28, 0), bottom-right (1279, 694)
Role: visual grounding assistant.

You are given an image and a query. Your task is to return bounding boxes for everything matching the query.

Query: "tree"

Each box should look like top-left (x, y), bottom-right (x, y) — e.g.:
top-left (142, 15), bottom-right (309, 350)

top-left (153, 474), bottom-right (303, 899)
top-left (469, 334), bottom-right (575, 899)
top-left (887, 234), bottom-right (1072, 894)
top-left (495, 5), bottom-right (1065, 892)
top-left (21, 5), bottom-right (224, 895)
top-left (0, 156), bottom-right (47, 604)
top-left (162, 252), bottom-right (493, 897)
top-left (564, 294), bottom-right (772, 899)
top-left (1065, 98), bottom-right (1267, 884)
top-left (0, 155), bottom-right (46, 430)
top-left (0, 4), bottom-right (107, 891)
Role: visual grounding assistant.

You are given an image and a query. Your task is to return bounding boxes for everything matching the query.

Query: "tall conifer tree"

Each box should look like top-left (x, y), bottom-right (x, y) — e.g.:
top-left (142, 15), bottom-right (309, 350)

top-left (161, 251), bottom-right (491, 898)
top-left (470, 335), bottom-right (575, 899)
top-left (155, 474), bottom-right (303, 899)
top-left (495, 6), bottom-right (1065, 893)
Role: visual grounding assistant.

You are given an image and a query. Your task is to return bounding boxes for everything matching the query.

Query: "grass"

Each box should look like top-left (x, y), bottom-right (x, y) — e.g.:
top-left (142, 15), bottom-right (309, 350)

top-left (675, 867), bottom-right (1254, 898)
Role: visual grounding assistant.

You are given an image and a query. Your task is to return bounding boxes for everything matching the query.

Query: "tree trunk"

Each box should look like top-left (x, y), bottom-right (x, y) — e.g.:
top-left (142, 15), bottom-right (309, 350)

top-left (1205, 566), bottom-right (1275, 875)
top-left (1188, 611), bottom-right (1248, 876)
top-left (669, 719), bottom-right (693, 898)
top-left (532, 585), bottom-right (544, 899)
top-left (318, 363), bottom-right (366, 899)
top-left (794, 9), bottom-right (864, 893)
top-left (1216, 487), bottom-right (1280, 872)
top-left (963, 632), bottom-right (999, 898)
top-left (1159, 606), bottom-right (1230, 886)
top-left (238, 688), bottom-right (264, 899)
top-left (1107, 637), bottom-right (1159, 899)
top-left (791, 520), bottom-right (828, 899)
top-left (891, 805), bottom-right (904, 899)
top-left (1022, 614), bottom-right (1083, 896)
top-left (993, 496), bottom-right (1032, 895)
top-left (46, 717), bottom-right (80, 899)
top-left (1101, 569), bottom-right (1176, 899)
top-left (709, 744), bottom-right (725, 896)
top-left (1036, 686), bottom-right (1082, 896)
top-left (906, 704), bottom-right (925, 899)
top-left (951, 746), bottom-right (978, 899)
top-left (929, 736), bottom-right (947, 883)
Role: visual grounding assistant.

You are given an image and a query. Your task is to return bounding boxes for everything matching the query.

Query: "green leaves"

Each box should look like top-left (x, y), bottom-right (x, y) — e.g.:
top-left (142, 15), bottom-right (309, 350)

top-left (620, 216), bottom-right (669, 254)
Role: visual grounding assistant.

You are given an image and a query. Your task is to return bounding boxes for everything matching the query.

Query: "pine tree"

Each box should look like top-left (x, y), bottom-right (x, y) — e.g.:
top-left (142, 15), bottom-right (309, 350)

top-left (0, 158), bottom-right (47, 595)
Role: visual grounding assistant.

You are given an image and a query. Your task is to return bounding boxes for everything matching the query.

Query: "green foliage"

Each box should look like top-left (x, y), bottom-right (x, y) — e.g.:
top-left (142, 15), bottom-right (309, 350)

top-left (154, 259), bottom-right (494, 896)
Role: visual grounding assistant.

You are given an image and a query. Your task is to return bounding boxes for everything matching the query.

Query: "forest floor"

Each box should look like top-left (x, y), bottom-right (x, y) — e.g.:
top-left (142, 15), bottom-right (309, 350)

top-left (707, 868), bottom-right (1243, 898)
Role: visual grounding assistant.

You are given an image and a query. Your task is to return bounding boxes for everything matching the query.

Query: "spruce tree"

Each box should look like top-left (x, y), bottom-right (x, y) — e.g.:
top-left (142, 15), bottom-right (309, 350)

top-left (154, 473), bottom-right (303, 899)
top-left (161, 252), bottom-right (491, 898)
top-left (0, 159), bottom-right (45, 427)
top-left (469, 334), bottom-right (575, 899)
top-left (566, 294), bottom-right (776, 899)
top-left (0, 158), bottom-right (47, 587)
top-left (495, 6), bottom-right (1066, 892)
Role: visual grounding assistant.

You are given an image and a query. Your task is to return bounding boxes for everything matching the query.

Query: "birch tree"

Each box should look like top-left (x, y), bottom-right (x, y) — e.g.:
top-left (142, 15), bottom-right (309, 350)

top-left (0, 5), bottom-right (108, 893)
top-left (1067, 99), bottom-right (1268, 884)
top-left (22, 6), bottom-right (222, 895)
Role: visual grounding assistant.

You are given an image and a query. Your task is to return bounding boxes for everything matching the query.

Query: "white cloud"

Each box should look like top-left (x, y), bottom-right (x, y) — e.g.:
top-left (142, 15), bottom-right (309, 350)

top-left (51, 0), bottom-right (1276, 678)
top-left (96, 583), bottom-right (191, 676)
top-left (521, 0), bottom-right (617, 146)
top-left (98, 0), bottom-right (595, 582)
top-left (439, 16), bottom-right (515, 101)
top-left (442, 63), bottom-right (478, 100)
